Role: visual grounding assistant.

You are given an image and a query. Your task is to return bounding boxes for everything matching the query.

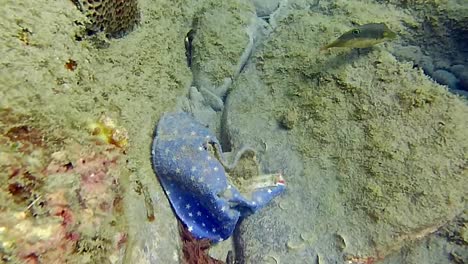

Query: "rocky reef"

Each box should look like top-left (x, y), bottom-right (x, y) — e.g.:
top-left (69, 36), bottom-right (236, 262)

top-left (0, 110), bottom-right (128, 263)
top-left (0, 0), bottom-right (466, 263)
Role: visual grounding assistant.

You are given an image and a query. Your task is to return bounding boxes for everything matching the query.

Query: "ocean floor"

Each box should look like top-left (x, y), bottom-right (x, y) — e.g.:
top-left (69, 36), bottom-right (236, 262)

top-left (0, 0), bottom-right (467, 263)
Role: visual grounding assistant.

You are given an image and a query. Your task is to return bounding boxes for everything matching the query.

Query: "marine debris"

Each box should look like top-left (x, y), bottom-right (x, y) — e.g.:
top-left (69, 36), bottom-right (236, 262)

top-left (151, 112), bottom-right (285, 242)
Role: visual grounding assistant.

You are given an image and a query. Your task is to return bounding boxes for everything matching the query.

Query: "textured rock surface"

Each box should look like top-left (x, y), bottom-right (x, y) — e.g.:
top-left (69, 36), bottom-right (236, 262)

top-left (191, 0), bottom-right (256, 98)
top-left (0, 0), bottom-right (192, 262)
top-left (432, 69), bottom-right (459, 89)
top-left (2, 0), bottom-right (467, 263)
top-left (388, 0), bottom-right (468, 95)
top-left (252, 0), bottom-right (281, 17)
top-left (223, 7), bottom-right (468, 264)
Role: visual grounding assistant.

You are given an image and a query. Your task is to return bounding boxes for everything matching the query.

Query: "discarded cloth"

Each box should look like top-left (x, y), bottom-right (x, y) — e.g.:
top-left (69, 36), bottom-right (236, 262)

top-left (151, 112), bottom-right (285, 242)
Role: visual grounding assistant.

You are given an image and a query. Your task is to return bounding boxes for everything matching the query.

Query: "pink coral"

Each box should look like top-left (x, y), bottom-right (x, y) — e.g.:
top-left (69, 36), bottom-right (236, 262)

top-left (2, 145), bottom-right (127, 263)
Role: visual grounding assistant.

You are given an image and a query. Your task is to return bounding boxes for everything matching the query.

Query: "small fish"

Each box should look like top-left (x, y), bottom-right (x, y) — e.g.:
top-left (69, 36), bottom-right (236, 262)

top-left (321, 23), bottom-right (396, 51)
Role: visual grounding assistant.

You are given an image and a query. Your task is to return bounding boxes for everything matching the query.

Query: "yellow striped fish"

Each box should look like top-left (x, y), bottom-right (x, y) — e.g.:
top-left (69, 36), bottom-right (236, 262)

top-left (321, 23), bottom-right (397, 51)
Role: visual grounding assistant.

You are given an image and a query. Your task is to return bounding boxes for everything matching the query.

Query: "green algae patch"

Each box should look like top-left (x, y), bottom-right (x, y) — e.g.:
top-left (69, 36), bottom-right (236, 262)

top-left (255, 9), bottom-right (467, 258)
top-left (191, 0), bottom-right (254, 86)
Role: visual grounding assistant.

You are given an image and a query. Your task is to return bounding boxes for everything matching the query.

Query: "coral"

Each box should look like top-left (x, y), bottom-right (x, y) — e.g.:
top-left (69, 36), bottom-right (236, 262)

top-left (0, 109), bottom-right (128, 263)
top-left (43, 147), bottom-right (127, 263)
top-left (72, 0), bottom-right (140, 38)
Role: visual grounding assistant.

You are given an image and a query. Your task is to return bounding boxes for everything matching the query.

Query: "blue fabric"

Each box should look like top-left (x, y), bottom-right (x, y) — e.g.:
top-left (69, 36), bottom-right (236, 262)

top-left (151, 112), bottom-right (285, 242)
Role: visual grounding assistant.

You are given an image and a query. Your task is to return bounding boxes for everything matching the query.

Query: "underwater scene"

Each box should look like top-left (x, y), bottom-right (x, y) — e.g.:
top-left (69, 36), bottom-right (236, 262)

top-left (0, 0), bottom-right (467, 263)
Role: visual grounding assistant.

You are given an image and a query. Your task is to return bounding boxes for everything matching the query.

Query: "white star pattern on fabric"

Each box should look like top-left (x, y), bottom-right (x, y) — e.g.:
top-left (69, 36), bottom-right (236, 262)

top-left (151, 112), bottom-right (286, 242)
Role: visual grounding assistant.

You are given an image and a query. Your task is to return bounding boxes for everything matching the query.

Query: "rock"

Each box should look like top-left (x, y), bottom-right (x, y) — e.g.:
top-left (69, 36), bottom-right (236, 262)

top-left (223, 66), bottom-right (309, 263)
top-left (457, 70), bottom-right (468, 91)
top-left (391, 46), bottom-right (436, 75)
top-left (191, 0), bottom-right (256, 98)
top-left (223, 11), bottom-right (468, 263)
top-left (431, 69), bottom-right (459, 89)
top-left (450, 64), bottom-right (465, 78)
top-left (177, 86), bottom-right (220, 134)
top-left (252, 0), bottom-right (280, 17)
top-left (199, 87), bottom-right (225, 111)
top-left (433, 60), bottom-right (451, 71)
top-left (279, 108), bottom-right (298, 129)
top-left (394, 45), bottom-right (423, 63)
top-left (419, 55), bottom-right (435, 75)
top-left (450, 88), bottom-right (468, 97)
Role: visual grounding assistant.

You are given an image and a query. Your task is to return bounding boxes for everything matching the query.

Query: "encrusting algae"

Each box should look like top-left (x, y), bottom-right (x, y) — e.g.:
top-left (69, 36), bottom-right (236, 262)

top-left (88, 115), bottom-right (129, 149)
top-left (0, 109), bottom-right (129, 263)
top-left (321, 23), bottom-right (397, 50)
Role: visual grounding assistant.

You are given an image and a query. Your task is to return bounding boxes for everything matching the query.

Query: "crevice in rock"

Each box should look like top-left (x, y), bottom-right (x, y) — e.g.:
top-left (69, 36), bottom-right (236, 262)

top-left (388, 4), bottom-right (468, 97)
